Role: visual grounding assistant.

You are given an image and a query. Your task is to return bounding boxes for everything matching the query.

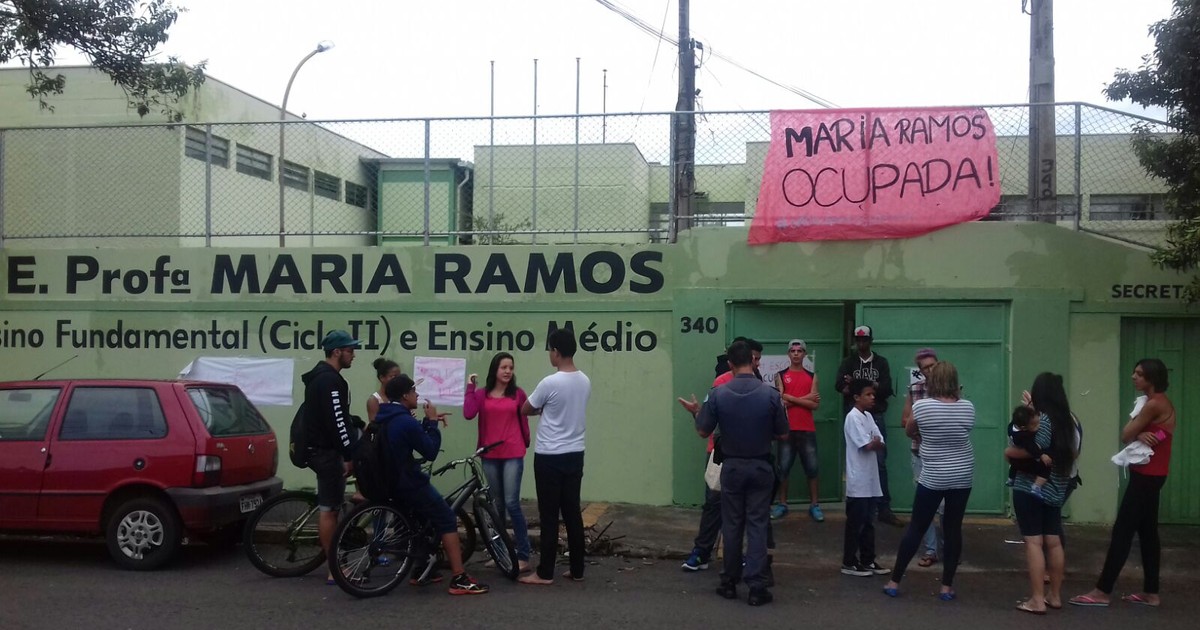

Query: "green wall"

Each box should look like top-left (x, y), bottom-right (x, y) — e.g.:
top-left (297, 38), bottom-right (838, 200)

top-left (1, 222), bottom-right (1196, 521)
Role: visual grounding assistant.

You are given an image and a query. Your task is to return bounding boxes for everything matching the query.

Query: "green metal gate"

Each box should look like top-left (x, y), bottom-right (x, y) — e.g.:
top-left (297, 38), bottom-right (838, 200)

top-left (727, 302), bottom-right (847, 503)
top-left (1120, 318), bottom-right (1200, 525)
top-left (859, 302), bottom-right (1009, 514)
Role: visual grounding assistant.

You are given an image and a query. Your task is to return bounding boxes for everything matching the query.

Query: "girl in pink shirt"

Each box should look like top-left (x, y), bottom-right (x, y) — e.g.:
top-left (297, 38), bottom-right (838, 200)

top-left (464, 352), bottom-right (531, 570)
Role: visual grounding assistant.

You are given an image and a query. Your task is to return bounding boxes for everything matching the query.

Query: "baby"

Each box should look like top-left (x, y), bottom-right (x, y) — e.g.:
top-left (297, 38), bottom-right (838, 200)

top-left (1007, 405), bottom-right (1052, 500)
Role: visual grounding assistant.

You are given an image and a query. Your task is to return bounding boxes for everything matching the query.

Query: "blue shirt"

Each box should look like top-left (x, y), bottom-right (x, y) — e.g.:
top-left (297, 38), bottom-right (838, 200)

top-left (375, 403), bottom-right (442, 492)
top-left (696, 373), bottom-right (788, 458)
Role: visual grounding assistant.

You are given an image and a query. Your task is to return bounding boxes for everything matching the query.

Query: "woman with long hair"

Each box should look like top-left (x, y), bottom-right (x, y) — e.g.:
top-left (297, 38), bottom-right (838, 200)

top-left (884, 361), bottom-right (975, 601)
top-left (1009, 372), bottom-right (1080, 614)
top-left (1070, 358), bottom-right (1176, 608)
top-left (463, 352), bottom-right (532, 572)
top-left (366, 357), bottom-right (401, 422)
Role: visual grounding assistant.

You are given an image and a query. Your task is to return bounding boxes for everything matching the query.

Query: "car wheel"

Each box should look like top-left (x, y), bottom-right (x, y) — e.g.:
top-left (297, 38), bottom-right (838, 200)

top-left (105, 497), bottom-right (182, 570)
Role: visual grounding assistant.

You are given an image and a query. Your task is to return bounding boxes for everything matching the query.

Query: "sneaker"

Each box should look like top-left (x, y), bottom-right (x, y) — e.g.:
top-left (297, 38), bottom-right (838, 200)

top-left (409, 571), bottom-right (443, 586)
top-left (841, 564), bottom-right (872, 577)
top-left (748, 588), bottom-right (774, 606)
top-left (770, 503), bottom-right (788, 520)
top-left (448, 573), bottom-right (489, 595)
top-left (864, 561), bottom-right (890, 575)
top-left (681, 549), bottom-right (709, 572)
top-left (809, 504), bottom-right (825, 522)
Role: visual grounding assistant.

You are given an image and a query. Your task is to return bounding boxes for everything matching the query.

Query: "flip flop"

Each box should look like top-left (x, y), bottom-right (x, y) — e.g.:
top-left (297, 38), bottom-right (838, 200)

top-left (1122, 593), bottom-right (1159, 607)
top-left (1016, 601), bottom-right (1047, 615)
top-left (918, 556), bottom-right (938, 567)
top-left (1068, 595), bottom-right (1110, 607)
top-left (883, 586), bottom-right (899, 598)
top-left (939, 591), bottom-right (956, 601)
top-left (561, 571), bottom-right (584, 582)
top-left (1046, 602), bottom-right (1063, 610)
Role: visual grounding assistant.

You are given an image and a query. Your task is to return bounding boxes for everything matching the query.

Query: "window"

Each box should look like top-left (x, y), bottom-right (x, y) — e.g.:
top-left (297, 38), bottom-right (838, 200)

top-left (1088, 195), bottom-right (1166, 221)
top-left (184, 127), bottom-right (229, 167)
top-left (59, 388), bottom-right (167, 440)
top-left (0, 388), bottom-right (61, 441)
top-left (282, 160), bottom-right (310, 191)
top-left (187, 387), bottom-right (271, 437)
top-left (345, 181), bottom-right (368, 208)
top-left (236, 145), bottom-right (273, 180)
top-left (314, 171), bottom-right (341, 200)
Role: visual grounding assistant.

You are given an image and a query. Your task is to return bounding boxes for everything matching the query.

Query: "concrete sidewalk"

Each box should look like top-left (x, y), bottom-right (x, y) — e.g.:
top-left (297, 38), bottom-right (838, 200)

top-left (524, 501), bottom-right (1200, 580)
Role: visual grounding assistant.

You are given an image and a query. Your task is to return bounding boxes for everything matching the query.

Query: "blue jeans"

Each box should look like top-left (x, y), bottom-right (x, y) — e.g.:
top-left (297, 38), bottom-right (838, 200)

top-left (481, 457), bottom-right (532, 560)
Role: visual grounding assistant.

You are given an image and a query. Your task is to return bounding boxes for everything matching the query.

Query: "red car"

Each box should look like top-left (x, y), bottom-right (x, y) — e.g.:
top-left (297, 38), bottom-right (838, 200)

top-left (0, 379), bottom-right (283, 570)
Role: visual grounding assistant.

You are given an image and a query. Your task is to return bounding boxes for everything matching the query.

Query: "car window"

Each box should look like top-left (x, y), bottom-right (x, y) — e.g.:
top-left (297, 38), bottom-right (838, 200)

top-left (59, 387), bottom-right (167, 440)
top-left (187, 387), bottom-right (271, 436)
top-left (0, 388), bottom-right (61, 441)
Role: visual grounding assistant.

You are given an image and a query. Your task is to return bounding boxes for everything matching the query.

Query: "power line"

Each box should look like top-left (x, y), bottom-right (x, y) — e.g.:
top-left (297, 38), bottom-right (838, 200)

top-left (592, 0), bottom-right (838, 108)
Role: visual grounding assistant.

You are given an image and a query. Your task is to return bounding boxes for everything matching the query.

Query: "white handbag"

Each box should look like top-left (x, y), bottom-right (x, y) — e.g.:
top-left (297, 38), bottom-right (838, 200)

top-left (704, 451), bottom-right (722, 492)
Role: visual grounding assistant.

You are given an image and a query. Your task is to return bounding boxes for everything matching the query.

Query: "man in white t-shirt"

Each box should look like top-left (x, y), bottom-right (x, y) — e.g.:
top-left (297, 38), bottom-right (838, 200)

top-left (841, 379), bottom-right (890, 577)
top-left (518, 328), bottom-right (592, 585)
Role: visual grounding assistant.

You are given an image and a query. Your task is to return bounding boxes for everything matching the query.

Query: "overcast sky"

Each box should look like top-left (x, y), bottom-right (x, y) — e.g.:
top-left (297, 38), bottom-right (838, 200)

top-left (27, 0), bottom-right (1177, 120)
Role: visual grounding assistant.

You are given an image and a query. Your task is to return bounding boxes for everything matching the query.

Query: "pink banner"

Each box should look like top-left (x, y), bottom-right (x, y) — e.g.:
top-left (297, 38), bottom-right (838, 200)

top-left (748, 107), bottom-right (1001, 244)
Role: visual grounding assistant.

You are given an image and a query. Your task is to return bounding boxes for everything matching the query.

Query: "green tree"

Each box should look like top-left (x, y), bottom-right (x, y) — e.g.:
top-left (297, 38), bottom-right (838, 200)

top-left (1106, 0), bottom-right (1200, 299)
top-left (1, 0), bottom-right (205, 122)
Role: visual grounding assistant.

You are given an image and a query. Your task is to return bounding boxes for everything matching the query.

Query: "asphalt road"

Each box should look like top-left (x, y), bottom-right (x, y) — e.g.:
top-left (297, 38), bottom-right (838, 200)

top-left (3, 537), bottom-right (1198, 630)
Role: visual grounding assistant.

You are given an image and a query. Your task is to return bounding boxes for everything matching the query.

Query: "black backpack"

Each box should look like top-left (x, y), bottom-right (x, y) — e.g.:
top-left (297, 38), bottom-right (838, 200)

top-left (288, 402), bottom-right (312, 469)
top-left (351, 422), bottom-right (394, 502)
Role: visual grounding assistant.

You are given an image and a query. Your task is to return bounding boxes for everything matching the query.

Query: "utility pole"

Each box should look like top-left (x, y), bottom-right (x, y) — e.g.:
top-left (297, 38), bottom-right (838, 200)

top-left (1028, 0), bottom-right (1056, 223)
top-left (669, 0), bottom-right (696, 243)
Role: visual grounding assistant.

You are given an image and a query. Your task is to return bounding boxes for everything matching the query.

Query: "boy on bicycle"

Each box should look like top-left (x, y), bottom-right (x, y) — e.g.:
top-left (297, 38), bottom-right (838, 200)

top-left (376, 374), bottom-right (489, 595)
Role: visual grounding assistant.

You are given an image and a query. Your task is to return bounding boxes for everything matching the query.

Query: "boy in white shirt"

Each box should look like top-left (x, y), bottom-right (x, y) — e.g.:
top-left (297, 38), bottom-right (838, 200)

top-left (842, 379), bottom-right (890, 577)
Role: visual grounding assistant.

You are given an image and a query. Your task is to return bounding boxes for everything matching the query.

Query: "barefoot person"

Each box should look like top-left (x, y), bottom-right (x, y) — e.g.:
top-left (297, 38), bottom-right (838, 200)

top-left (1071, 358), bottom-right (1176, 608)
top-left (464, 352), bottom-right (533, 574)
top-left (519, 328), bottom-right (591, 585)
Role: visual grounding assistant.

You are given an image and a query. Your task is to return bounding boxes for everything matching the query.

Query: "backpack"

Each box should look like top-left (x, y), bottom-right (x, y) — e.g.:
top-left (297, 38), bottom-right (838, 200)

top-left (351, 422), bottom-right (394, 502)
top-left (288, 402), bottom-right (312, 469)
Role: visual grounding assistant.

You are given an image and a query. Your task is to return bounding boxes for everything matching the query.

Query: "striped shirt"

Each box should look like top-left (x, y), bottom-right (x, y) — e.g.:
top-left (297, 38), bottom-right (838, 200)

top-left (1011, 413), bottom-right (1076, 507)
top-left (912, 398), bottom-right (975, 490)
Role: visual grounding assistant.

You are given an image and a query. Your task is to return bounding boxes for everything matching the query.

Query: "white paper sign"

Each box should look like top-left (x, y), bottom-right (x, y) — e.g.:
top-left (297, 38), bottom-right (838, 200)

top-left (178, 357), bottom-right (294, 406)
top-left (413, 356), bottom-right (467, 407)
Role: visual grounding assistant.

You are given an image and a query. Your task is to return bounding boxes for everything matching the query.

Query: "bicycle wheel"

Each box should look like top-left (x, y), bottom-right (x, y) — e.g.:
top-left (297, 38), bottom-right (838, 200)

top-left (329, 502), bottom-right (418, 598)
top-left (473, 497), bottom-right (519, 580)
top-left (243, 491), bottom-right (325, 577)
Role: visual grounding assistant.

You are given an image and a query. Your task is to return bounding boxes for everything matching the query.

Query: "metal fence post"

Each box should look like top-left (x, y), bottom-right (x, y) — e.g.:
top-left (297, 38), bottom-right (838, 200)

top-left (204, 124), bottom-right (213, 247)
top-left (423, 118), bottom-right (431, 247)
top-left (574, 59), bottom-right (581, 244)
top-left (1074, 103), bottom-right (1083, 231)
top-left (0, 129), bottom-right (6, 250)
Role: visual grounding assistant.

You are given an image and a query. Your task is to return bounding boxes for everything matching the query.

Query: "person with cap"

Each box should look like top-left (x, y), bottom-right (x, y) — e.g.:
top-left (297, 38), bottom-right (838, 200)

top-left (771, 339), bottom-right (823, 522)
top-left (301, 329), bottom-right (362, 584)
top-left (836, 325), bottom-right (903, 527)
top-left (376, 374), bottom-right (490, 595)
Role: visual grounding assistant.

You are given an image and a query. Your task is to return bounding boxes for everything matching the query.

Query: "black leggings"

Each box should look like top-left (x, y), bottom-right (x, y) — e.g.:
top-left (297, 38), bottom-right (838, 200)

top-left (891, 484), bottom-right (971, 587)
top-left (1097, 471), bottom-right (1166, 594)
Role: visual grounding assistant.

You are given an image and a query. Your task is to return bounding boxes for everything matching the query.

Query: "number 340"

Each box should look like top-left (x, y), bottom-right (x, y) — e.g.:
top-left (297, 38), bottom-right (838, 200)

top-left (680, 316), bottom-right (719, 334)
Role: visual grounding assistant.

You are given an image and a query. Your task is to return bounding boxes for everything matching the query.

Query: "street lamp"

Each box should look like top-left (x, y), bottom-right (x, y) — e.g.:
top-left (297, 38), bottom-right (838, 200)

top-left (279, 40), bottom-right (334, 247)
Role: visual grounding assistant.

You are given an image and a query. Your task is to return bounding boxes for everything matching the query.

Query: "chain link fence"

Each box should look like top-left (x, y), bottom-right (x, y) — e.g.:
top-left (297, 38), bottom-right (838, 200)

top-left (0, 104), bottom-right (1176, 248)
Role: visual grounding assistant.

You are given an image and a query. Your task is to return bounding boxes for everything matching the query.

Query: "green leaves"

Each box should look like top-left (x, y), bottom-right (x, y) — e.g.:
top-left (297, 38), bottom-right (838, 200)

top-left (1108, 1), bottom-right (1200, 300)
top-left (1, 0), bottom-right (206, 121)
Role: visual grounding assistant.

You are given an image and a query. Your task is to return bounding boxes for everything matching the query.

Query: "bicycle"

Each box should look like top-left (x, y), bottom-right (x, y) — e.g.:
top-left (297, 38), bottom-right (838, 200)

top-left (328, 441), bottom-right (520, 598)
top-left (243, 478), bottom-right (476, 578)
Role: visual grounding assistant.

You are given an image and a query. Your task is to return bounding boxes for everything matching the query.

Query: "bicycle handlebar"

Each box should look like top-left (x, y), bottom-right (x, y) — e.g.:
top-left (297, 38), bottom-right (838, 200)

top-left (429, 441), bottom-right (506, 477)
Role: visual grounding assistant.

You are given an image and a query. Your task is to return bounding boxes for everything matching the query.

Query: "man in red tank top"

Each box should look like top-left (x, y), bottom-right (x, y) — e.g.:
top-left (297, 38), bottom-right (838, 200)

top-left (771, 339), bottom-right (823, 522)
